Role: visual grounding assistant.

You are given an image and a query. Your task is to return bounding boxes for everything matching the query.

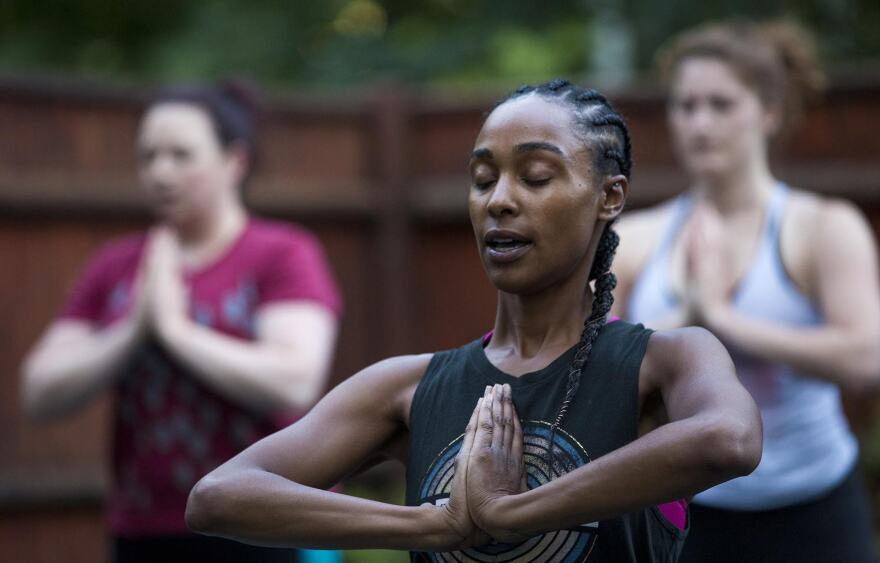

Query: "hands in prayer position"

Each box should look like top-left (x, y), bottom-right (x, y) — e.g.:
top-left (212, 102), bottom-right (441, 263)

top-left (679, 203), bottom-right (733, 328)
top-left (443, 383), bottom-right (530, 548)
top-left (125, 227), bottom-right (192, 344)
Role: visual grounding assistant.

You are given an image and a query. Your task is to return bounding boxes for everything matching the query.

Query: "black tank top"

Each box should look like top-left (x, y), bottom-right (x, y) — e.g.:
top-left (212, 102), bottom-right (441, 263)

top-left (405, 320), bottom-right (687, 562)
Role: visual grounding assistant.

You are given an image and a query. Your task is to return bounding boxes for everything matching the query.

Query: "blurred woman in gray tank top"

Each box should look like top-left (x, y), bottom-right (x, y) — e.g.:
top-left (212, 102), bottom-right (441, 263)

top-left (614, 20), bottom-right (880, 563)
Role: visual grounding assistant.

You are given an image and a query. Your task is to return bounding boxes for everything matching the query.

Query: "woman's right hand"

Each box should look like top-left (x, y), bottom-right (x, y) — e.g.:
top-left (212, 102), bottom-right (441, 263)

top-left (429, 396), bottom-right (491, 551)
top-left (464, 384), bottom-right (531, 544)
top-left (136, 226), bottom-right (187, 339)
top-left (682, 203), bottom-right (735, 329)
top-left (128, 232), bottom-right (156, 333)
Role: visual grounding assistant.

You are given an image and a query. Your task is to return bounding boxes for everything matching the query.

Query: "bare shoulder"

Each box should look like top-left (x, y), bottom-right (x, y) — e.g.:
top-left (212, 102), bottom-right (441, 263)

top-left (785, 188), bottom-right (870, 242)
top-left (783, 188), bottom-right (875, 271)
top-left (639, 327), bottom-right (730, 393)
top-left (328, 353), bottom-right (434, 424)
top-left (643, 326), bottom-right (725, 369)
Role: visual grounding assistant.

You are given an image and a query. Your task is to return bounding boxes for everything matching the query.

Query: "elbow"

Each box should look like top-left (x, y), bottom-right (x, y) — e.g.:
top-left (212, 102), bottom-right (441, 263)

top-left (846, 347), bottom-right (880, 396)
top-left (20, 364), bottom-right (55, 421)
top-left (702, 415), bottom-right (762, 479)
top-left (21, 380), bottom-right (42, 420)
top-left (276, 364), bottom-right (327, 413)
top-left (283, 383), bottom-right (322, 413)
top-left (186, 473), bottom-right (229, 535)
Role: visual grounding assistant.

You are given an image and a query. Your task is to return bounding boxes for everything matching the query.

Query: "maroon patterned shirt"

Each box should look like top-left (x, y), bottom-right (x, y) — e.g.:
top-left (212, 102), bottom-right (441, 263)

top-left (60, 217), bottom-right (342, 536)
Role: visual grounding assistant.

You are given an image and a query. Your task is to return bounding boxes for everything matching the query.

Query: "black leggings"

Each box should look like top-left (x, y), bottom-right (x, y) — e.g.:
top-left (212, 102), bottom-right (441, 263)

top-left (680, 467), bottom-right (876, 563)
top-left (112, 534), bottom-right (298, 563)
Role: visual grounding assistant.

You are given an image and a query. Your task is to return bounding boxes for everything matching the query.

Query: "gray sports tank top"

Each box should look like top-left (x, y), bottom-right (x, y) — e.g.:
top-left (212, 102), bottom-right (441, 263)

top-left (627, 183), bottom-right (857, 510)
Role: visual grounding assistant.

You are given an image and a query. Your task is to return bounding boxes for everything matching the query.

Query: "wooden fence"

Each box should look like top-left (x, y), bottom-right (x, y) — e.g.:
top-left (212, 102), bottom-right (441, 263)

top-left (1, 74), bottom-right (878, 561)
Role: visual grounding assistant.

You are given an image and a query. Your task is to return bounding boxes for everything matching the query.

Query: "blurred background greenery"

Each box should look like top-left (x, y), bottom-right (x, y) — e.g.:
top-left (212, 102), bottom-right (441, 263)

top-left (1, 0), bottom-right (878, 92)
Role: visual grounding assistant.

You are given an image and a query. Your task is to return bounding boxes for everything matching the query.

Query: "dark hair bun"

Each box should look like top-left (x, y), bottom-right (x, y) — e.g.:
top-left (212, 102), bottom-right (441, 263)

top-left (218, 78), bottom-right (263, 123)
top-left (149, 77), bottom-right (264, 186)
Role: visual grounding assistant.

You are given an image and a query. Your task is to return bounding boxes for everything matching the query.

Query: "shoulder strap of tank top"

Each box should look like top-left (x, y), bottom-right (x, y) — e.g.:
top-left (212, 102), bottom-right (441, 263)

top-left (652, 193), bottom-right (693, 263)
top-left (765, 182), bottom-right (789, 246)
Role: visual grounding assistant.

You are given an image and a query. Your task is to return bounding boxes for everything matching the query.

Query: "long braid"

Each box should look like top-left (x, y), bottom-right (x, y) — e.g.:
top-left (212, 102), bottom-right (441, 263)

top-left (546, 226), bottom-right (619, 471)
top-left (495, 79), bottom-right (632, 474)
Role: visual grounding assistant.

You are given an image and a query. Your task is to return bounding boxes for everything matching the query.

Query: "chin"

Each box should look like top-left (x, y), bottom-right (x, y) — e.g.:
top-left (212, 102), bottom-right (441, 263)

top-left (486, 270), bottom-right (526, 294)
top-left (687, 160), bottom-right (731, 183)
top-left (485, 268), bottom-right (551, 297)
top-left (153, 204), bottom-right (191, 226)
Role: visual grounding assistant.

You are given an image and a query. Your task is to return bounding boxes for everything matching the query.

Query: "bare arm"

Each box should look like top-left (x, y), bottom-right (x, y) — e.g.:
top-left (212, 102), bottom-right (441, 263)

top-left (21, 236), bottom-right (153, 419)
top-left (186, 354), bottom-right (484, 551)
top-left (157, 302), bottom-right (338, 414)
top-left (468, 328), bottom-right (761, 541)
top-left (702, 200), bottom-right (880, 392)
top-left (21, 317), bottom-right (144, 419)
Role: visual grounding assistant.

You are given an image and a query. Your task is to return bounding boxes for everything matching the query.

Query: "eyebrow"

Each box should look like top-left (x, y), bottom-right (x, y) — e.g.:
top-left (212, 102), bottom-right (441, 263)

top-left (470, 147), bottom-right (493, 160)
top-left (469, 142), bottom-right (566, 161)
top-left (515, 141), bottom-right (565, 157)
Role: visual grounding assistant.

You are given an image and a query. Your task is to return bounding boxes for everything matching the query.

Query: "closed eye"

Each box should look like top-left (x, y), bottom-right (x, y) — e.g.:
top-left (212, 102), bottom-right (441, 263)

top-left (523, 177), bottom-right (551, 187)
top-left (710, 96), bottom-right (734, 113)
top-left (675, 99), bottom-right (695, 114)
top-left (172, 147), bottom-right (192, 162)
top-left (138, 148), bottom-right (156, 164)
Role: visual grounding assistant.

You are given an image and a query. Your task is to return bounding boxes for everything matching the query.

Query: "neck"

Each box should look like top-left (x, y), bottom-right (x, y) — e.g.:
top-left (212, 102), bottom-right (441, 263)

top-left (694, 156), bottom-right (775, 215)
top-left (490, 267), bottom-right (593, 359)
top-left (173, 197), bottom-right (247, 265)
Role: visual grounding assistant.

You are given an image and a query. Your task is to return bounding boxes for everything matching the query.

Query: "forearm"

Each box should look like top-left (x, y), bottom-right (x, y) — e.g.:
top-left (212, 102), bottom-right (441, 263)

top-left (23, 318), bottom-right (142, 418)
top-left (491, 414), bottom-right (758, 538)
top-left (187, 467), bottom-right (451, 551)
top-left (158, 318), bottom-right (325, 413)
top-left (705, 306), bottom-right (880, 391)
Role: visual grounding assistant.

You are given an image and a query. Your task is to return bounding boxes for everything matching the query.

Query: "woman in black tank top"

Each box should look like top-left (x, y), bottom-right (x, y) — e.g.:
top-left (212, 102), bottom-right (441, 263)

top-left (185, 80), bottom-right (762, 563)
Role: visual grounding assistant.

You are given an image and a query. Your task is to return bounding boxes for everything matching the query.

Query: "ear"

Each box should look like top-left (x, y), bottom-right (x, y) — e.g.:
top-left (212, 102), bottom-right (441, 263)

top-left (762, 103), bottom-right (783, 137)
top-left (223, 142), bottom-right (250, 187)
top-left (598, 174), bottom-right (628, 221)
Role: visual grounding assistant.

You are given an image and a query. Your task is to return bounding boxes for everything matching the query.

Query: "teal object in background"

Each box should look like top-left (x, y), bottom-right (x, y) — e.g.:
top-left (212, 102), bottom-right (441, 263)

top-left (300, 549), bottom-right (342, 563)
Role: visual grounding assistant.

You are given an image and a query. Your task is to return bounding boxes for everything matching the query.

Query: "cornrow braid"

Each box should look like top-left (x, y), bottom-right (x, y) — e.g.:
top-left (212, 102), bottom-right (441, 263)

top-left (591, 113), bottom-right (632, 177)
top-left (493, 79), bottom-right (631, 474)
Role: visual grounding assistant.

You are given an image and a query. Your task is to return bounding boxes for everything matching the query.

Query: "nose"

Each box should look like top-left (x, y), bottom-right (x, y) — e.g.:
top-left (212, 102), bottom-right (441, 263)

top-left (690, 103), bottom-right (715, 134)
top-left (486, 173), bottom-right (519, 218)
top-left (145, 153), bottom-right (175, 184)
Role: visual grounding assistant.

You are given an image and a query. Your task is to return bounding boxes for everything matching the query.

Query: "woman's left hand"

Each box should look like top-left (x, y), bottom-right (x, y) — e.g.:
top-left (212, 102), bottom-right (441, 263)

top-left (465, 383), bottom-right (530, 543)
top-left (145, 227), bottom-right (191, 338)
top-left (685, 203), bottom-right (733, 327)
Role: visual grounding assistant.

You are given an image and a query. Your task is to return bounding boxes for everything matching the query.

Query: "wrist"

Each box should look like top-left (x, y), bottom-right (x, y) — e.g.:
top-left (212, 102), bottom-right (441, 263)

top-left (678, 304), bottom-right (697, 328)
top-left (701, 301), bottom-right (732, 332)
top-left (418, 503), bottom-right (463, 552)
top-left (155, 312), bottom-right (191, 348)
top-left (119, 311), bottom-right (147, 342)
top-left (478, 494), bottom-right (528, 543)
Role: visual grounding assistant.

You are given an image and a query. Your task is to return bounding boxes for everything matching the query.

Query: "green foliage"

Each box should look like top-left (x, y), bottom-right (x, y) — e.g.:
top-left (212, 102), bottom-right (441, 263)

top-left (0, 1), bottom-right (876, 87)
top-left (341, 476), bottom-right (409, 563)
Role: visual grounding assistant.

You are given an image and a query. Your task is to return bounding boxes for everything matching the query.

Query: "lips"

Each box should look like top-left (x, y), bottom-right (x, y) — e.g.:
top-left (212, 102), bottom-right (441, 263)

top-left (484, 229), bottom-right (534, 263)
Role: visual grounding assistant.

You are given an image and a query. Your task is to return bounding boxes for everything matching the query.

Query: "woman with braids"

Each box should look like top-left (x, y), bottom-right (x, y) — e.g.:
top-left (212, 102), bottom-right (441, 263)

top-left (21, 82), bottom-right (342, 562)
top-left (614, 21), bottom-right (880, 562)
top-left (186, 79), bottom-right (761, 562)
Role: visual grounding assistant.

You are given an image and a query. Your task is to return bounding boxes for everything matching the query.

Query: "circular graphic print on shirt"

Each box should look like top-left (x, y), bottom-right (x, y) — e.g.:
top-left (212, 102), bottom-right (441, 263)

top-left (416, 421), bottom-right (598, 562)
